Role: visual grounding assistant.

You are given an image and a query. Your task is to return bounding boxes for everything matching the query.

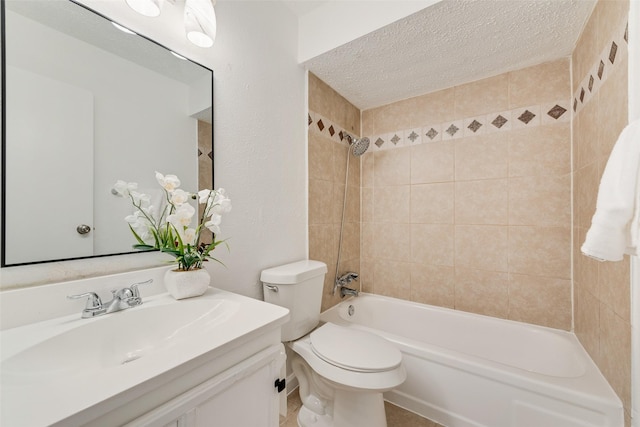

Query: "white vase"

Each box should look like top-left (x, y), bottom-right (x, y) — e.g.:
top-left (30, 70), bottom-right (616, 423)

top-left (164, 267), bottom-right (211, 300)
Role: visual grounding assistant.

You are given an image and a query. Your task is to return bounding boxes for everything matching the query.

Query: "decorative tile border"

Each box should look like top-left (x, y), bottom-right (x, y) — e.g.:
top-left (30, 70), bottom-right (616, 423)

top-left (307, 111), bottom-right (352, 146)
top-left (362, 100), bottom-right (570, 152)
top-left (573, 18), bottom-right (628, 116)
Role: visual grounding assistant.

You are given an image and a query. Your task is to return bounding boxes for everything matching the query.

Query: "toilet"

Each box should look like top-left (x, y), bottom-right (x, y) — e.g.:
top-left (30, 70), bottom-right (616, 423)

top-left (261, 260), bottom-right (406, 427)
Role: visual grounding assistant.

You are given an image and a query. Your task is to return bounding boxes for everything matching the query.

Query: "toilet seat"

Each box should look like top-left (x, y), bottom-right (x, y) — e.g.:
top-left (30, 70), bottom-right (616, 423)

top-left (310, 323), bottom-right (402, 372)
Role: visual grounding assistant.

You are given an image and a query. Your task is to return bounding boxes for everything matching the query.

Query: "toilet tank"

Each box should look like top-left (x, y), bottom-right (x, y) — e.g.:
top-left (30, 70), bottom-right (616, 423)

top-left (261, 260), bottom-right (327, 341)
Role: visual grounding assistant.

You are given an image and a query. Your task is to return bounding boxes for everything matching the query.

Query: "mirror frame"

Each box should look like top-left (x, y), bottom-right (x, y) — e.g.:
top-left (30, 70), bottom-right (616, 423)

top-left (0, 0), bottom-right (214, 267)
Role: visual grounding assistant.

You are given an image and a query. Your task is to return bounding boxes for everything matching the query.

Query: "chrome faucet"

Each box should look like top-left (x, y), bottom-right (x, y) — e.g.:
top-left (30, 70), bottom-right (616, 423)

top-left (68, 279), bottom-right (152, 318)
top-left (333, 272), bottom-right (359, 298)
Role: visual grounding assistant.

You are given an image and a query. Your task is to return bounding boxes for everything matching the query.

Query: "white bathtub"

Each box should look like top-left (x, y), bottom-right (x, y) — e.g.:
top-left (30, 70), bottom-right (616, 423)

top-left (320, 293), bottom-right (623, 427)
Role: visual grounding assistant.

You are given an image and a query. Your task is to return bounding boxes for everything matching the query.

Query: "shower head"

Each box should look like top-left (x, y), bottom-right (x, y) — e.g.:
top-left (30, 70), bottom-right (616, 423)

top-left (344, 133), bottom-right (370, 157)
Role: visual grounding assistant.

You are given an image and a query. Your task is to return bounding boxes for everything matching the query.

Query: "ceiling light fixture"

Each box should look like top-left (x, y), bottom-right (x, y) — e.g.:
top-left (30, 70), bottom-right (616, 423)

top-left (124, 0), bottom-right (216, 48)
top-left (125, 0), bottom-right (163, 17)
top-left (184, 0), bottom-right (217, 48)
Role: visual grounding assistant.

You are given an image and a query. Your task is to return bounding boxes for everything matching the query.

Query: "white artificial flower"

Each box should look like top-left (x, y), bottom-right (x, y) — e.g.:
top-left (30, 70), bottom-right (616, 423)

top-left (183, 228), bottom-right (197, 245)
top-left (130, 191), bottom-right (151, 207)
top-left (204, 213), bottom-right (222, 234)
top-left (155, 171), bottom-right (181, 192)
top-left (167, 203), bottom-right (195, 228)
top-left (198, 189), bottom-right (213, 204)
top-left (171, 189), bottom-right (190, 205)
top-left (211, 188), bottom-right (232, 214)
top-left (113, 180), bottom-right (137, 197)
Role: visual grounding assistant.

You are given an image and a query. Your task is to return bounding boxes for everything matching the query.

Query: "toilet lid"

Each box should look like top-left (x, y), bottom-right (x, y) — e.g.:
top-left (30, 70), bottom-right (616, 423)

top-left (310, 323), bottom-right (402, 373)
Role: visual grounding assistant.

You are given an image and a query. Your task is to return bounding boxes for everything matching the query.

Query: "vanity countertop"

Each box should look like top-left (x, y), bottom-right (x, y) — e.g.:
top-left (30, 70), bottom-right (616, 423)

top-left (0, 287), bottom-right (289, 426)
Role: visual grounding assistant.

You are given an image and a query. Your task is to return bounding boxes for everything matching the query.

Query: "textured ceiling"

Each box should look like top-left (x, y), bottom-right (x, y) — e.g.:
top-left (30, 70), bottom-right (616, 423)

top-left (303, 0), bottom-right (596, 110)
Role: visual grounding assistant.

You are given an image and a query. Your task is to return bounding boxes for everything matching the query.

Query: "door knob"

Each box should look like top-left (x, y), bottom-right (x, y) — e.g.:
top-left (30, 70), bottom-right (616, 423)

top-left (76, 224), bottom-right (91, 235)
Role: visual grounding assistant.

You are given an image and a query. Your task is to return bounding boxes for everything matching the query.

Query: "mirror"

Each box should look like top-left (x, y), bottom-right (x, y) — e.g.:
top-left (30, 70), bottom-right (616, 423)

top-left (1, 0), bottom-right (213, 266)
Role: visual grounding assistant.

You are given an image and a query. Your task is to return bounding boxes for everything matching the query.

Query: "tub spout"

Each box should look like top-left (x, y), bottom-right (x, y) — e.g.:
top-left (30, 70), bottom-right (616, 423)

top-left (340, 286), bottom-right (359, 298)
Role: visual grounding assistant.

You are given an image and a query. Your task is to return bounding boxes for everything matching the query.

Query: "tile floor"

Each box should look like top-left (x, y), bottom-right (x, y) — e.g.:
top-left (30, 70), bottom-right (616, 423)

top-left (279, 391), bottom-right (444, 427)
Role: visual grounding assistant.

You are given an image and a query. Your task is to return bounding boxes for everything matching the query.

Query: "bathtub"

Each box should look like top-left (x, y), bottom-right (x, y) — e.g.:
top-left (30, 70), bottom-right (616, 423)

top-left (320, 293), bottom-right (623, 427)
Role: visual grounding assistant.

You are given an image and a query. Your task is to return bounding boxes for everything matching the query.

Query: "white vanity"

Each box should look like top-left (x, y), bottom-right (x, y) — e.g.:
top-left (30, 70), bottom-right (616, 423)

top-left (0, 267), bottom-right (290, 426)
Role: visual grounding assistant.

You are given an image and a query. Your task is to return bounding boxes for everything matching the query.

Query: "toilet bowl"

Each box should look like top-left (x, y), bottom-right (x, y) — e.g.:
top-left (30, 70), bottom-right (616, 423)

top-left (261, 260), bottom-right (405, 427)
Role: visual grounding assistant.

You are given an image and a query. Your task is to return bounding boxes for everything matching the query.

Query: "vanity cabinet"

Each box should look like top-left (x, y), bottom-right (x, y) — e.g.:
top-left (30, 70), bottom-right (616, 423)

top-left (128, 344), bottom-right (285, 427)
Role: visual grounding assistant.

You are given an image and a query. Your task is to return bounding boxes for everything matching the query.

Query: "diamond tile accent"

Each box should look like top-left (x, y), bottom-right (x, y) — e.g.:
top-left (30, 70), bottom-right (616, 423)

top-left (588, 75), bottom-right (594, 92)
top-left (609, 41), bottom-right (618, 64)
top-left (390, 134), bottom-right (401, 145)
top-left (425, 128), bottom-right (439, 140)
top-left (467, 120), bottom-right (482, 133)
top-left (339, 130), bottom-right (344, 141)
top-left (598, 60), bottom-right (605, 79)
top-left (208, 151), bottom-right (213, 160)
top-left (375, 137), bottom-right (385, 148)
top-left (518, 110), bottom-right (536, 124)
top-left (573, 99), bottom-right (578, 112)
top-left (579, 88), bottom-right (585, 102)
top-left (407, 131), bottom-right (419, 142)
top-left (445, 124), bottom-right (459, 136)
top-left (308, 114), bottom-right (312, 126)
top-left (328, 125), bottom-right (335, 137)
top-left (317, 119), bottom-right (325, 132)
top-left (547, 105), bottom-right (567, 120)
top-left (198, 148), bottom-right (202, 157)
top-left (491, 115), bottom-right (508, 129)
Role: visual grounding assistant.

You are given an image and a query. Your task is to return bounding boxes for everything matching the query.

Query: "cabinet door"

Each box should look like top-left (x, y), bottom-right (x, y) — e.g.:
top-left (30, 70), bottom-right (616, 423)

top-left (127, 344), bottom-right (285, 427)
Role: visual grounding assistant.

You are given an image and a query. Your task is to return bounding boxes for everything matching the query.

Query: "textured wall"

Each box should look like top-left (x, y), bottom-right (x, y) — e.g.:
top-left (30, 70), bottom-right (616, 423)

top-left (308, 73), bottom-right (361, 311)
top-left (572, 0), bottom-right (631, 424)
top-left (359, 59), bottom-right (573, 330)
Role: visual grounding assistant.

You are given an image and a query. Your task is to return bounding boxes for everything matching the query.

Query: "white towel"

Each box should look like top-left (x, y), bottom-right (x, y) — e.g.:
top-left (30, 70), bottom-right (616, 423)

top-left (581, 119), bottom-right (640, 261)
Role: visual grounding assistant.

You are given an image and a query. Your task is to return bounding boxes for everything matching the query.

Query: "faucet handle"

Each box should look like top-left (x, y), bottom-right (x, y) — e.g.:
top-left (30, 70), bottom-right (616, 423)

top-left (130, 279), bottom-right (153, 298)
top-left (67, 292), bottom-right (103, 310)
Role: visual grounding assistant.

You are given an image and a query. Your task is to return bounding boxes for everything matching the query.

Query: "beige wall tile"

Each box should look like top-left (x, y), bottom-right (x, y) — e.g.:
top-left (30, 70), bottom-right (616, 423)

top-left (361, 222), bottom-right (376, 259)
top-left (509, 175), bottom-right (571, 227)
top-left (598, 57), bottom-right (629, 158)
top-left (411, 183), bottom-right (454, 224)
top-left (373, 223), bottom-right (411, 261)
top-left (309, 179), bottom-right (334, 224)
top-left (596, 0), bottom-right (629, 49)
top-left (571, 4), bottom-right (599, 93)
top-left (374, 185), bottom-right (410, 224)
top-left (339, 222), bottom-right (361, 262)
top-left (308, 133), bottom-right (334, 181)
top-left (362, 152), bottom-right (375, 188)
top-left (362, 110), bottom-right (374, 136)
top-left (574, 286), bottom-right (600, 361)
top-left (455, 179), bottom-right (508, 225)
top-left (362, 187), bottom-right (374, 223)
top-left (411, 224), bottom-right (454, 266)
top-left (508, 273), bottom-right (572, 330)
top-left (309, 73), bottom-right (360, 134)
top-left (333, 143), bottom-right (348, 184)
top-left (373, 260), bottom-right (411, 300)
top-left (599, 305), bottom-right (632, 409)
top-left (455, 134), bottom-right (509, 181)
top-left (574, 100), bottom-right (599, 170)
top-left (575, 227), bottom-right (601, 297)
top-left (599, 256), bottom-right (631, 322)
top-left (509, 123), bottom-right (571, 177)
top-left (508, 226), bottom-right (571, 279)
top-left (309, 224), bottom-right (335, 267)
top-left (455, 225), bottom-right (508, 272)
top-left (509, 59), bottom-right (571, 109)
top-left (454, 74), bottom-right (509, 118)
top-left (374, 147), bottom-right (411, 186)
top-left (331, 184), bottom-right (345, 224)
top-left (345, 185), bottom-right (360, 223)
top-left (360, 258), bottom-right (374, 293)
top-left (410, 263), bottom-right (455, 308)
top-left (574, 163), bottom-right (599, 229)
top-left (454, 267), bottom-right (509, 318)
top-left (364, 87), bottom-right (455, 135)
top-left (411, 141), bottom-right (455, 184)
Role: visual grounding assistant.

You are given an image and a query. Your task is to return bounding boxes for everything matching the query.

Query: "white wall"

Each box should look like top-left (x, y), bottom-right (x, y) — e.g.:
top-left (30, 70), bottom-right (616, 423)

top-left (0, 0), bottom-right (308, 299)
top-left (297, 0), bottom-right (438, 63)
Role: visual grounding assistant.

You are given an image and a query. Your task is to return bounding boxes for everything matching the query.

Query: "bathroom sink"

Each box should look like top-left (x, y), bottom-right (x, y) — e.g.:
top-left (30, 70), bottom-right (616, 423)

top-left (1, 297), bottom-right (238, 385)
top-left (0, 287), bottom-right (289, 426)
